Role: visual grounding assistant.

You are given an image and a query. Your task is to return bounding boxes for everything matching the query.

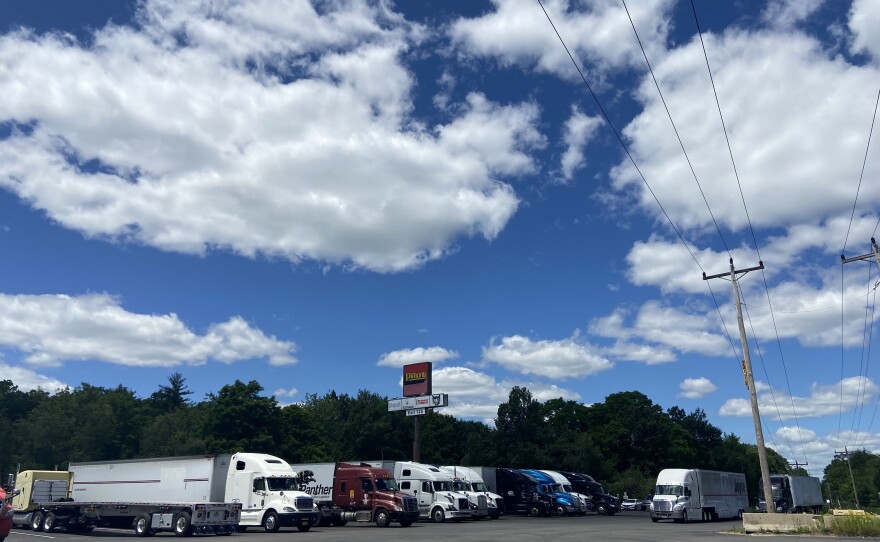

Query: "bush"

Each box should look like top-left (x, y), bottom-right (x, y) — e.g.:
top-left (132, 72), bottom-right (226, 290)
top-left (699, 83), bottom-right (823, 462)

top-left (828, 514), bottom-right (880, 537)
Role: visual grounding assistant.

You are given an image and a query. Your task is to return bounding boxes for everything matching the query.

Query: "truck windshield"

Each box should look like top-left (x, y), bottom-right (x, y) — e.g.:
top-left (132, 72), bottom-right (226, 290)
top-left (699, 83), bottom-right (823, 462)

top-left (472, 482), bottom-right (488, 492)
top-left (374, 478), bottom-right (398, 492)
top-left (432, 481), bottom-right (453, 492)
top-left (563, 484), bottom-right (574, 492)
top-left (266, 478), bottom-right (300, 491)
top-left (588, 482), bottom-right (607, 495)
top-left (452, 481), bottom-right (469, 492)
top-left (655, 485), bottom-right (683, 496)
top-left (551, 484), bottom-right (565, 493)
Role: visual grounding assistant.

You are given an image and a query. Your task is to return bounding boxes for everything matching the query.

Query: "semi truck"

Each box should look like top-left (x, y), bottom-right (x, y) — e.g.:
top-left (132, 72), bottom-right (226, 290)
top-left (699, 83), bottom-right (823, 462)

top-left (540, 470), bottom-right (588, 516)
top-left (10, 452), bottom-right (320, 536)
top-left (0, 481), bottom-right (12, 542)
top-left (438, 466), bottom-right (503, 519)
top-left (473, 467), bottom-right (554, 517)
top-left (757, 474), bottom-right (823, 514)
top-left (521, 469), bottom-right (584, 516)
top-left (289, 462), bottom-right (419, 527)
top-left (368, 461), bottom-right (472, 522)
top-left (650, 468), bottom-right (748, 523)
top-left (557, 471), bottom-right (619, 515)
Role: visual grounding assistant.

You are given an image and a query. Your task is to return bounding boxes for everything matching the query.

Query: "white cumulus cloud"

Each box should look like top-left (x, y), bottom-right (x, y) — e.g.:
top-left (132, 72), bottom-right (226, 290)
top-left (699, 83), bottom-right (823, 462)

top-left (481, 331), bottom-right (612, 379)
top-left (0, 293), bottom-right (297, 368)
top-left (0, 0), bottom-right (545, 273)
top-left (678, 377), bottom-right (718, 399)
top-left (377, 346), bottom-right (460, 367)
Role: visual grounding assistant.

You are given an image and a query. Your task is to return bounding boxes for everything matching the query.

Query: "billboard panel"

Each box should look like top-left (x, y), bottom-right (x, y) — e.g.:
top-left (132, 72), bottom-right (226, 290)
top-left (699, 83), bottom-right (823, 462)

top-left (403, 362), bottom-right (432, 397)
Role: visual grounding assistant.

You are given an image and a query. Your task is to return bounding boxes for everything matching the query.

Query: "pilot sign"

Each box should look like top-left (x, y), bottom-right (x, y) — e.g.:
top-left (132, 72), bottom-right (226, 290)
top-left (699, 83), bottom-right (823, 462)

top-left (402, 362), bottom-right (432, 397)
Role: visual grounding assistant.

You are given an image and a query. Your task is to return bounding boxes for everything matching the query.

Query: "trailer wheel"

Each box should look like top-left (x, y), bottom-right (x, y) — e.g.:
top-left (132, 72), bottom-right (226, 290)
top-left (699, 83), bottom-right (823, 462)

top-left (134, 514), bottom-right (153, 537)
top-left (431, 507), bottom-right (445, 523)
top-left (30, 511), bottom-right (44, 531)
top-left (375, 509), bottom-right (391, 527)
top-left (173, 512), bottom-right (192, 537)
top-left (42, 513), bottom-right (57, 533)
top-left (262, 511), bottom-right (280, 533)
top-left (399, 519), bottom-right (413, 527)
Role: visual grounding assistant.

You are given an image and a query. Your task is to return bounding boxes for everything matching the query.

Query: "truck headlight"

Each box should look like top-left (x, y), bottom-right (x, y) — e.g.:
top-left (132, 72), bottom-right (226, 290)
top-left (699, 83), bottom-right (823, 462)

top-left (282, 506), bottom-right (295, 512)
top-left (673, 503), bottom-right (685, 511)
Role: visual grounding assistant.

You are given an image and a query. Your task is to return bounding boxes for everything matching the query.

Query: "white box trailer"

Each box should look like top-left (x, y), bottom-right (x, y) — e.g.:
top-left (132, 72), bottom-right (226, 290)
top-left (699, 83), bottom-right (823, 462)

top-left (13, 456), bottom-right (240, 536)
top-left (650, 469), bottom-right (748, 523)
top-left (758, 475), bottom-right (823, 514)
top-left (12, 453), bottom-right (320, 536)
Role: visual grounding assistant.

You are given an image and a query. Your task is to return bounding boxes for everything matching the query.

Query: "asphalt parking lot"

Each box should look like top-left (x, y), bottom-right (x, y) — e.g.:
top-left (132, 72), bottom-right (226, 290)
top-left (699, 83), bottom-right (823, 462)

top-left (3, 511), bottom-right (858, 542)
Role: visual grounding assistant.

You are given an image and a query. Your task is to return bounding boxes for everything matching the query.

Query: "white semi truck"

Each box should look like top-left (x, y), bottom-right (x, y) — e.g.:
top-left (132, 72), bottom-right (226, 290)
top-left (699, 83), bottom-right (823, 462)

top-left (11, 452), bottom-right (319, 536)
top-left (650, 469), bottom-right (748, 523)
top-left (758, 474), bottom-right (824, 514)
top-left (439, 466), bottom-right (502, 519)
top-left (370, 461), bottom-right (473, 522)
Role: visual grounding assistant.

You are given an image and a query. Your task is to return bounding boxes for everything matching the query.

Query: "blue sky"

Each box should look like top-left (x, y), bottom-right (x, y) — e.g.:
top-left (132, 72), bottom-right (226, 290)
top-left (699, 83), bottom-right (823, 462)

top-left (0, 0), bottom-right (878, 476)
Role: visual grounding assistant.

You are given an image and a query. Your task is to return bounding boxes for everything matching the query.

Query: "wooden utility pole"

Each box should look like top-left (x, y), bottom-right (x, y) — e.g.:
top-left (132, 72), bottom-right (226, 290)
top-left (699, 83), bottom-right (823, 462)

top-left (834, 448), bottom-right (859, 508)
top-left (704, 258), bottom-right (775, 513)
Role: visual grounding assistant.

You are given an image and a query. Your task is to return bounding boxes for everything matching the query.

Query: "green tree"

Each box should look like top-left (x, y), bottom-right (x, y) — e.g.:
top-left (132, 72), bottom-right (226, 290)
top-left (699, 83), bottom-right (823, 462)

top-left (203, 380), bottom-right (281, 453)
top-left (149, 373), bottom-right (193, 413)
top-left (495, 386), bottom-right (547, 467)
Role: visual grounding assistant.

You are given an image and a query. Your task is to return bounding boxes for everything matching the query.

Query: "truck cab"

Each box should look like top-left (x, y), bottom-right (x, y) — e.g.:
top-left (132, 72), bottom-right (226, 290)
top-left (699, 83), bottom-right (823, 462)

top-left (327, 463), bottom-right (419, 526)
top-left (0, 483), bottom-right (13, 542)
top-left (492, 468), bottom-right (554, 517)
top-left (439, 466), bottom-right (502, 519)
top-left (225, 452), bottom-right (319, 532)
top-left (392, 462), bottom-right (472, 523)
top-left (522, 470), bottom-right (583, 516)
top-left (539, 470), bottom-right (588, 515)
top-left (558, 471), bottom-right (619, 515)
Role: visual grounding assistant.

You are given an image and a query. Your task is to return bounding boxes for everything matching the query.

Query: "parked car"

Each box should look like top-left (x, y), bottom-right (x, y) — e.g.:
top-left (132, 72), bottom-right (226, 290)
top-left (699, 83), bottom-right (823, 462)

top-left (640, 495), bottom-right (653, 511)
top-left (621, 498), bottom-right (639, 511)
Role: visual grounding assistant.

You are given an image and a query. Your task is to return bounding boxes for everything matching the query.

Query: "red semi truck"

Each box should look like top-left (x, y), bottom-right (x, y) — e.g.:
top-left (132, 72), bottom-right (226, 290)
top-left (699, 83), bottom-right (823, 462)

top-left (291, 462), bottom-right (419, 527)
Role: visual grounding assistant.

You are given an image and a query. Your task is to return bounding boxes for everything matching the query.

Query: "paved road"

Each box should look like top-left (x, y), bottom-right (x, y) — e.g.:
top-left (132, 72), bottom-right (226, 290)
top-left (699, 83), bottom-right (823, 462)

top-left (5, 511), bottom-right (859, 542)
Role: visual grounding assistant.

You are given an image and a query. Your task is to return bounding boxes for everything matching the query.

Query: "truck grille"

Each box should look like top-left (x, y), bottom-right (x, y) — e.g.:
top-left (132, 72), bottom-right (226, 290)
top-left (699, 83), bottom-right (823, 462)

top-left (295, 496), bottom-right (314, 510)
top-left (653, 500), bottom-right (671, 512)
top-left (402, 496), bottom-right (418, 513)
top-left (458, 498), bottom-right (469, 511)
top-left (477, 495), bottom-right (487, 509)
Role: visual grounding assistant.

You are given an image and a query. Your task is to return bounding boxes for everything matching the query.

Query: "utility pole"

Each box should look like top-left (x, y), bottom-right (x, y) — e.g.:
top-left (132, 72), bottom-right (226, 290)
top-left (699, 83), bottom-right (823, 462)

top-left (788, 460), bottom-right (808, 473)
top-left (704, 258), bottom-right (775, 513)
top-left (834, 448), bottom-right (859, 508)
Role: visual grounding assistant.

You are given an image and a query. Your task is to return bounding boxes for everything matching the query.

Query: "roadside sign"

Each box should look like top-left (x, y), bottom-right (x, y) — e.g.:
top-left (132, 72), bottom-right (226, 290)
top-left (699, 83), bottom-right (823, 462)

top-left (406, 408), bottom-right (426, 416)
top-left (388, 393), bottom-right (448, 412)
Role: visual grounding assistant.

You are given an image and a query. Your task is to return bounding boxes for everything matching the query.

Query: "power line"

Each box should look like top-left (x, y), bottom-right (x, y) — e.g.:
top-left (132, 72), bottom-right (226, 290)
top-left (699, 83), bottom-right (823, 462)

top-left (844, 86), bottom-right (880, 247)
top-left (534, 0), bottom-right (742, 362)
top-left (620, 0), bottom-right (731, 257)
top-left (689, 0), bottom-right (807, 466)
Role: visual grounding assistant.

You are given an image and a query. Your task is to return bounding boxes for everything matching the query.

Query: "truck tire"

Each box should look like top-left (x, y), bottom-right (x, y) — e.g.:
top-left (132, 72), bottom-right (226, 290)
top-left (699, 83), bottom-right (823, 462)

top-left (431, 507), bottom-right (445, 523)
top-left (262, 511), bottom-right (280, 533)
top-left (596, 504), bottom-right (607, 515)
top-left (399, 519), bottom-right (413, 527)
top-left (173, 512), bottom-right (192, 537)
top-left (297, 525), bottom-right (311, 532)
top-left (30, 511), bottom-right (44, 531)
top-left (330, 516), bottom-right (347, 527)
top-left (43, 512), bottom-right (58, 533)
top-left (529, 505), bottom-right (541, 517)
top-left (375, 509), bottom-right (391, 527)
top-left (651, 516), bottom-right (659, 523)
top-left (134, 514), bottom-right (153, 537)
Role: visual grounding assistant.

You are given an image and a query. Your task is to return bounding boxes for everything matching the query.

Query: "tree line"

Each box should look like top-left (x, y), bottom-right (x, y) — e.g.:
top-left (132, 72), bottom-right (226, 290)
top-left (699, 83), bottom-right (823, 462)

top-left (0, 375), bottom-right (876, 509)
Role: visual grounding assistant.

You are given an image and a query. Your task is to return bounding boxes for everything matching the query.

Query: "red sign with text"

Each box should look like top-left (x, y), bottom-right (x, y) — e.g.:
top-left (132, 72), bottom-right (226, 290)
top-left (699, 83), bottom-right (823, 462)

top-left (403, 362), bottom-right (432, 397)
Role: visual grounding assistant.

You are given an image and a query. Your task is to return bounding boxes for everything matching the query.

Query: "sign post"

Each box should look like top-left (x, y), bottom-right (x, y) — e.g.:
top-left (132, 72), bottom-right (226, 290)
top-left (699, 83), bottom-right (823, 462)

top-left (387, 362), bottom-right (451, 463)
